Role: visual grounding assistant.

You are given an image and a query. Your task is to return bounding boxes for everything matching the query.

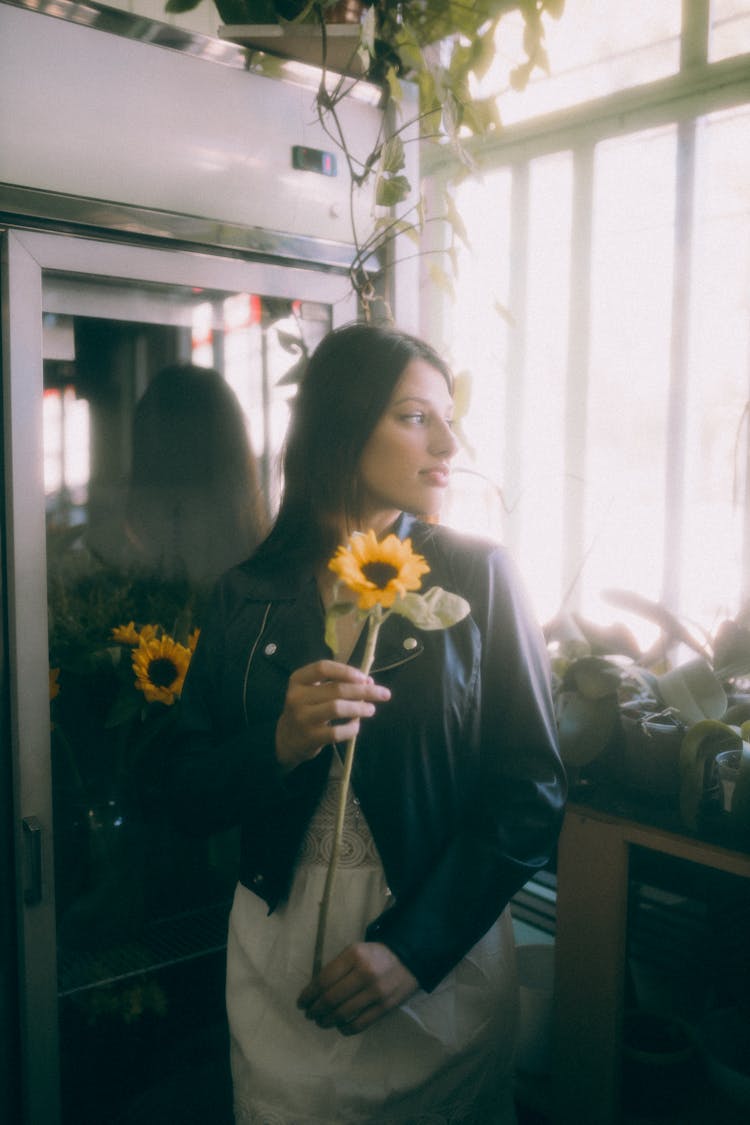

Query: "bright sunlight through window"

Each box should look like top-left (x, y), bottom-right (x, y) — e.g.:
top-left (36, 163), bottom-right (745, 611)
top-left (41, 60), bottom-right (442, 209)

top-left (437, 0), bottom-right (750, 650)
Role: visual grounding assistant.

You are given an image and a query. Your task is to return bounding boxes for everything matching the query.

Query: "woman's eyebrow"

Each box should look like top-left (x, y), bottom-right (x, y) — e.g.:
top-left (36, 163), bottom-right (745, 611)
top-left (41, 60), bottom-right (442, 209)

top-left (392, 395), bottom-right (440, 407)
top-left (392, 395), bottom-right (454, 414)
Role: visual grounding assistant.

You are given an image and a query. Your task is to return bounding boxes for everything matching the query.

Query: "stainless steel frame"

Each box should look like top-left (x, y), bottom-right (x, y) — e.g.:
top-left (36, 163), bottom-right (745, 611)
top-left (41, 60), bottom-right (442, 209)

top-left (2, 227), bottom-right (356, 1125)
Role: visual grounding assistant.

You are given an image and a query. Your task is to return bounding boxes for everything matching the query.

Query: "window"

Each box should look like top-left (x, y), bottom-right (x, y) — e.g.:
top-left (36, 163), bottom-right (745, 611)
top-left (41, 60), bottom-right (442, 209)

top-left (481, 0), bottom-right (682, 125)
top-left (710, 0), bottom-right (750, 61)
top-left (433, 0), bottom-right (750, 647)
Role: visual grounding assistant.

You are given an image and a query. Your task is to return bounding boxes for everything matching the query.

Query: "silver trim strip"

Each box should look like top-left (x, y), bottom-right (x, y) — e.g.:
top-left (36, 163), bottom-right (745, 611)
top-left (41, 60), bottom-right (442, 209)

top-left (0, 184), bottom-right (360, 270)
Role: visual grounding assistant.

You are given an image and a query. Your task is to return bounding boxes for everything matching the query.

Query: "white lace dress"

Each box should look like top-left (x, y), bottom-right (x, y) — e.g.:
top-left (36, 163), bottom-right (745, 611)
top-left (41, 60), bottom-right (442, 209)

top-left (227, 755), bottom-right (520, 1125)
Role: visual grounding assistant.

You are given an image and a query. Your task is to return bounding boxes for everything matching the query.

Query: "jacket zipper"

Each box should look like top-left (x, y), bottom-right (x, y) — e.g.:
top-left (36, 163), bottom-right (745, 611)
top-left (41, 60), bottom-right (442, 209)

top-left (241, 602), bottom-right (273, 728)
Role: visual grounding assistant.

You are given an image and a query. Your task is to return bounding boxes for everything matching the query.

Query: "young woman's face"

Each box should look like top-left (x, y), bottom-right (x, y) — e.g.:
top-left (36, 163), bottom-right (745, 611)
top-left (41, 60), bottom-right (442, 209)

top-left (356, 358), bottom-right (458, 533)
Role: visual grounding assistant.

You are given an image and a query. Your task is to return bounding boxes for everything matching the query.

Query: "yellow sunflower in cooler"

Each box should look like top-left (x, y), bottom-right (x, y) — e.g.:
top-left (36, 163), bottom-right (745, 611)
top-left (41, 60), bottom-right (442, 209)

top-left (329, 530), bottom-right (430, 610)
top-left (112, 621), bottom-right (158, 646)
top-left (132, 633), bottom-right (192, 706)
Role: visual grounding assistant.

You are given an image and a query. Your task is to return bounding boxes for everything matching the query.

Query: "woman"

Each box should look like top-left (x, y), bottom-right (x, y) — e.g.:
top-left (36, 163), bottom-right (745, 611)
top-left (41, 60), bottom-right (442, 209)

top-left (174, 323), bottom-right (566, 1124)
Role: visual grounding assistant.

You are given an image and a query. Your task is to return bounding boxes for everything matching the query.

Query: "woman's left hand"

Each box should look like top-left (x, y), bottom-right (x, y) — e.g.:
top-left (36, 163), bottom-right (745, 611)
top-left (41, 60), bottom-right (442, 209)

top-left (297, 941), bottom-right (419, 1036)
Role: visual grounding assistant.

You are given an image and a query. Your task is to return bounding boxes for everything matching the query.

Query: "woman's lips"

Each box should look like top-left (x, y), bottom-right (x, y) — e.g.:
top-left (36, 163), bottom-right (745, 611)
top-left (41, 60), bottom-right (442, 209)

top-left (420, 467), bottom-right (450, 487)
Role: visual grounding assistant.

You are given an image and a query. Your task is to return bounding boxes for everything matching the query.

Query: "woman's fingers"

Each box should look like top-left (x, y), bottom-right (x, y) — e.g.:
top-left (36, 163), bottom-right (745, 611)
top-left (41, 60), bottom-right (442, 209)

top-left (290, 659), bottom-right (372, 687)
top-left (297, 943), bottom-right (419, 1036)
top-left (275, 661), bottom-right (390, 770)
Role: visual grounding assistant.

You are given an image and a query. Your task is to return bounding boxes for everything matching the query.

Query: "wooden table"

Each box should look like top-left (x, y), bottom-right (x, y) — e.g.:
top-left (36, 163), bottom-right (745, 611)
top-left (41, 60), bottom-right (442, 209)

top-left (550, 803), bottom-right (750, 1124)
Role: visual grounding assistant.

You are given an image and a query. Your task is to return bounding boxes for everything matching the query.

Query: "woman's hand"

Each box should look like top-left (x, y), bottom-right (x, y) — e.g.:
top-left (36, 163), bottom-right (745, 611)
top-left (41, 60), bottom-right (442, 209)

top-left (275, 660), bottom-right (390, 771)
top-left (297, 942), bottom-right (419, 1036)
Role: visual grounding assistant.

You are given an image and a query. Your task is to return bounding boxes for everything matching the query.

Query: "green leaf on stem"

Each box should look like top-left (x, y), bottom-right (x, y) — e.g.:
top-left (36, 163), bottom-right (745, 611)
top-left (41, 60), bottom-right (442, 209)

top-left (390, 587), bottom-right (470, 630)
top-left (324, 600), bottom-right (359, 656)
top-left (381, 136), bottom-right (406, 175)
top-left (376, 173), bottom-right (412, 208)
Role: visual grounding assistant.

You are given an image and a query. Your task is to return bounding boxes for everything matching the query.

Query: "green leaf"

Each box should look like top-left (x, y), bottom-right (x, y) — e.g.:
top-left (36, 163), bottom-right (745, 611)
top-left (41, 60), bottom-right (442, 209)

top-left (324, 600), bottom-right (358, 655)
top-left (386, 217), bottom-right (421, 245)
top-left (427, 260), bottom-right (456, 299)
top-left (494, 299), bottom-right (515, 326)
top-left (381, 136), bottom-right (406, 175)
top-left (442, 189), bottom-right (469, 249)
top-left (602, 589), bottom-right (707, 657)
top-left (724, 700), bottom-right (750, 726)
top-left (471, 27), bottom-right (500, 82)
top-left (556, 691), bottom-right (619, 767)
top-left (376, 174), bottom-right (412, 208)
top-left (656, 659), bottom-right (727, 726)
top-left (385, 66), bottom-right (403, 105)
top-left (712, 618), bottom-right (750, 680)
top-left (565, 656), bottom-right (622, 701)
top-left (544, 0), bottom-right (566, 18)
top-left (165, 0), bottom-right (204, 12)
top-left (571, 613), bottom-right (643, 660)
top-left (391, 587), bottom-right (470, 630)
top-left (216, 0), bottom-right (277, 22)
top-left (461, 95), bottom-right (502, 136)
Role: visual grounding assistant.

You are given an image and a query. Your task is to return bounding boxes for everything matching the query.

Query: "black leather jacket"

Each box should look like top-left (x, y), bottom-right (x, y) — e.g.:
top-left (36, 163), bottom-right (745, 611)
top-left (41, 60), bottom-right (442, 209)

top-left (174, 513), bottom-right (566, 991)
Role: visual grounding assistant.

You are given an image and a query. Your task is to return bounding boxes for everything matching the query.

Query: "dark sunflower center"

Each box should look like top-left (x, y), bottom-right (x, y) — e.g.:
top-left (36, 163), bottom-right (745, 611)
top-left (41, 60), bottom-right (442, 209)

top-left (148, 657), bottom-right (178, 688)
top-left (361, 561), bottom-right (400, 589)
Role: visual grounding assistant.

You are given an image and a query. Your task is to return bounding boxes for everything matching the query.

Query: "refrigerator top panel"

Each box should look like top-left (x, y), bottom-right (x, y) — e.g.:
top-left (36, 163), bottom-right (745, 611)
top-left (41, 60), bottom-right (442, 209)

top-left (0, 0), bottom-right (384, 261)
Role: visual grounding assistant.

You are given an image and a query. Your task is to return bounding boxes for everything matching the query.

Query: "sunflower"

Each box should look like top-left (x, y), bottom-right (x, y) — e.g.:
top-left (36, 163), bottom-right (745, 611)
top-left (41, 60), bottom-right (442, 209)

top-left (329, 530), bottom-right (430, 611)
top-left (132, 633), bottom-right (192, 706)
top-left (112, 622), bottom-right (159, 646)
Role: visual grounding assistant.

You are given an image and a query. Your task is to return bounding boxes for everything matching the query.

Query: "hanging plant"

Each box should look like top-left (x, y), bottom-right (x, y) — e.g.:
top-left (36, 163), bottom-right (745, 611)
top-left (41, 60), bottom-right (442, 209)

top-left (165, 0), bottom-right (565, 315)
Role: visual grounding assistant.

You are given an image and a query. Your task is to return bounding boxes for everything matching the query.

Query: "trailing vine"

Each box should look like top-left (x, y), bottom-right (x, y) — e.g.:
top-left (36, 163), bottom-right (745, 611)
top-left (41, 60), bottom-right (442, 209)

top-left (165, 0), bottom-right (565, 316)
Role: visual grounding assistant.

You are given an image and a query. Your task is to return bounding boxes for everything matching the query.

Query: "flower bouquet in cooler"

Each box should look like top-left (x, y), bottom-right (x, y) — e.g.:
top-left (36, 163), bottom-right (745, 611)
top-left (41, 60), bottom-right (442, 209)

top-left (50, 612), bottom-right (199, 811)
top-left (49, 594), bottom-right (202, 939)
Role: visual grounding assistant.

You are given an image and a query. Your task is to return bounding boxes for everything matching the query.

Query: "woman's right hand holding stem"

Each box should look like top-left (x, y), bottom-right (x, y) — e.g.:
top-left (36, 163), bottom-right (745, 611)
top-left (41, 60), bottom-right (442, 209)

top-left (275, 660), bottom-right (390, 772)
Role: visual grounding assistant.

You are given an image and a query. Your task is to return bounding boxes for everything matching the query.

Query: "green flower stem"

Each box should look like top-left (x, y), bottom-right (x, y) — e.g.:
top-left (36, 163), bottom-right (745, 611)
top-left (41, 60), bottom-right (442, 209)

top-left (313, 606), bottom-right (384, 977)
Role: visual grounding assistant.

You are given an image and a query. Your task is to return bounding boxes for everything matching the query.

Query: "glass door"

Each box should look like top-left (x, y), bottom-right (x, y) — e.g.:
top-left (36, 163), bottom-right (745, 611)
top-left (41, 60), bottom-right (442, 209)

top-left (3, 229), bottom-right (354, 1125)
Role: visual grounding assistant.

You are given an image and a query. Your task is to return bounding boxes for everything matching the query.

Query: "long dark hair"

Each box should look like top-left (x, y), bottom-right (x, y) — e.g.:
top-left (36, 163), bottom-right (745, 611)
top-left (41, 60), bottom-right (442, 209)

top-left (126, 364), bottom-right (267, 583)
top-left (252, 323), bottom-right (453, 573)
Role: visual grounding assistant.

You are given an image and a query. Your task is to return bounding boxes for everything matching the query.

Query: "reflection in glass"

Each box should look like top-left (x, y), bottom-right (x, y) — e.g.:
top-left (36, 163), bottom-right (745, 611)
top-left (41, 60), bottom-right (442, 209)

top-left (44, 277), bottom-right (330, 1123)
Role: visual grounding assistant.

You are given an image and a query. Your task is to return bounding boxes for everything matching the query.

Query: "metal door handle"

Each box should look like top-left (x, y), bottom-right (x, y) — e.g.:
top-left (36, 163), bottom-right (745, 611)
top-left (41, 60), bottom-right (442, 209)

top-left (22, 815), bottom-right (43, 905)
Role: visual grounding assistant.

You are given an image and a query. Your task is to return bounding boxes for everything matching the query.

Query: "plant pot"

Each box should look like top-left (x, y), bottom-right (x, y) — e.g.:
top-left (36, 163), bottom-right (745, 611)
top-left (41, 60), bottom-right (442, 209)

top-left (620, 714), bottom-right (684, 798)
top-left (621, 1010), bottom-right (697, 1115)
top-left (218, 1), bottom-right (367, 75)
top-left (715, 748), bottom-right (741, 813)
